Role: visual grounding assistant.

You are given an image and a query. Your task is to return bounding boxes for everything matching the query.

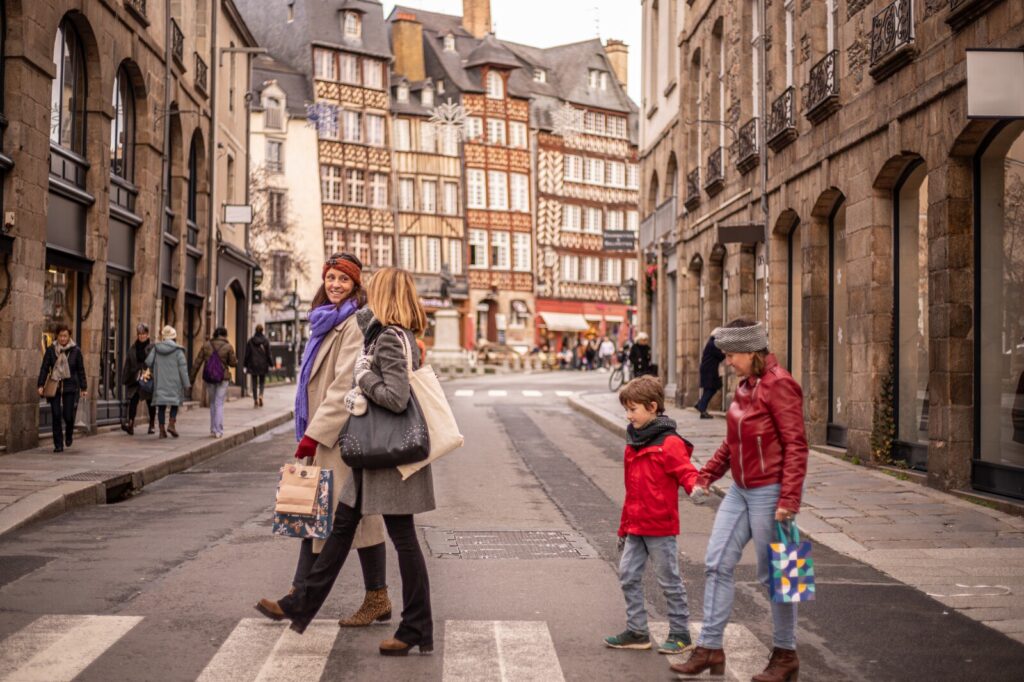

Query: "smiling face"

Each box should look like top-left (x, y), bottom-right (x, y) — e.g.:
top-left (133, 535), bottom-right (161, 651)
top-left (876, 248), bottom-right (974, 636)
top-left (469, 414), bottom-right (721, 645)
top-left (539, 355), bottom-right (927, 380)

top-left (724, 351), bottom-right (755, 379)
top-left (56, 329), bottom-right (71, 346)
top-left (624, 400), bottom-right (659, 430)
top-left (137, 330), bottom-right (150, 343)
top-left (324, 269), bottom-right (355, 305)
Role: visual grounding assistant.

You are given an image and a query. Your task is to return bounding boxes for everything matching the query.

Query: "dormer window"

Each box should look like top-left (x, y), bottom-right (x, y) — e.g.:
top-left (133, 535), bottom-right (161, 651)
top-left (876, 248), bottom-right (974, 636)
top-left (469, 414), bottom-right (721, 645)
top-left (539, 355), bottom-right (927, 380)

top-left (444, 33), bottom-right (456, 52)
top-left (534, 68), bottom-right (547, 83)
top-left (589, 69), bottom-right (608, 90)
top-left (422, 87), bottom-right (434, 108)
top-left (486, 70), bottom-right (504, 100)
top-left (397, 83), bottom-right (409, 103)
top-left (437, 79), bottom-right (445, 94)
top-left (343, 11), bottom-right (361, 39)
top-left (264, 96), bottom-right (284, 130)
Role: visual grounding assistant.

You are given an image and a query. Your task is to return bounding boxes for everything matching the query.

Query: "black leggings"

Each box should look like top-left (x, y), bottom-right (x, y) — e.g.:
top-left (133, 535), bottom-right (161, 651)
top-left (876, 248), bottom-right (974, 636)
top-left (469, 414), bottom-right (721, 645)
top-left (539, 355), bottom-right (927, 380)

top-left (48, 393), bottom-right (77, 449)
top-left (128, 393), bottom-right (155, 424)
top-left (293, 540), bottom-right (387, 592)
top-left (251, 373), bottom-right (266, 398)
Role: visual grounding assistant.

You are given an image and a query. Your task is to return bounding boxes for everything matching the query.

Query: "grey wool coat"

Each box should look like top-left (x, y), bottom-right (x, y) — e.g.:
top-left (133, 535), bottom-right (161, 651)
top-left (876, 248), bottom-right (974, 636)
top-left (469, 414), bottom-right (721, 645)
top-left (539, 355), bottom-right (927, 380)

top-left (146, 341), bottom-right (190, 406)
top-left (340, 310), bottom-right (436, 516)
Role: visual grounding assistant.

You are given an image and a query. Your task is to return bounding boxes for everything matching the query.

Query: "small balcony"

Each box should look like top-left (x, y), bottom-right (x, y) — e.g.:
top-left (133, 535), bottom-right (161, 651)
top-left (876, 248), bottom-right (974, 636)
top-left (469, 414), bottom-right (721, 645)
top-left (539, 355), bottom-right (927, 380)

top-left (195, 53), bottom-right (208, 96)
top-left (704, 147), bottom-right (724, 197)
top-left (736, 118), bottom-right (759, 174)
top-left (869, 0), bottom-right (916, 82)
top-left (171, 18), bottom-right (185, 70)
top-left (684, 168), bottom-right (701, 211)
top-left (124, 0), bottom-right (148, 24)
top-left (947, 0), bottom-right (1002, 31)
top-left (806, 50), bottom-right (840, 124)
top-left (766, 87), bottom-right (797, 153)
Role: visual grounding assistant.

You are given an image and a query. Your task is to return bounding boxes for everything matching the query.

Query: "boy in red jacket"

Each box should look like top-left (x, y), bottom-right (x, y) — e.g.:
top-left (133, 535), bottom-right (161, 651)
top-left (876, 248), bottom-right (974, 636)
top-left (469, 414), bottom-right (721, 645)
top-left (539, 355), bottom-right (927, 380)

top-left (605, 375), bottom-right (699, 655)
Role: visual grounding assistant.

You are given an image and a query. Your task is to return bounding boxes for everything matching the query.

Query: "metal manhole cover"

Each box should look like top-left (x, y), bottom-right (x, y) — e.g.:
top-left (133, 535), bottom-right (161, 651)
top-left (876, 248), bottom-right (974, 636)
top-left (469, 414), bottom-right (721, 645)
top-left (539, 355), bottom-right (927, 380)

top-left (423, 530), bottom-right (598, 560)
top-left (57, 470), bottom-right (132, 482)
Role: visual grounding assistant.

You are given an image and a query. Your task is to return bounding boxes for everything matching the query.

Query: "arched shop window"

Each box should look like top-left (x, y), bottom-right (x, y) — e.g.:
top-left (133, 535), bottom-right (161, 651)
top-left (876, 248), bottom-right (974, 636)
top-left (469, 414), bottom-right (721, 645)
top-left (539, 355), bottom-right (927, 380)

top-left (50, 20), bottom-right (87, 154)
top-left (893, 163), bottom-right (929, 468)
top-left (828, 199), bottom-right (848, 447)
top-left (975, 122), bottom-right (1024, 499)
top-left (110, 67), bottom-right (135, 180)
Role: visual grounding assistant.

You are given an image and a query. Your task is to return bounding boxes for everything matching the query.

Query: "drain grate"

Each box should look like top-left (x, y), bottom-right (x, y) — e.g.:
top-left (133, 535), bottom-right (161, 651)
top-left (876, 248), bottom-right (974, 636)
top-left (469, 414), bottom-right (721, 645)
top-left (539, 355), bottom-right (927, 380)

top-left (423, 530), bottom-right (598, 560)
top-left (57, 470), bottom-right (133, 482)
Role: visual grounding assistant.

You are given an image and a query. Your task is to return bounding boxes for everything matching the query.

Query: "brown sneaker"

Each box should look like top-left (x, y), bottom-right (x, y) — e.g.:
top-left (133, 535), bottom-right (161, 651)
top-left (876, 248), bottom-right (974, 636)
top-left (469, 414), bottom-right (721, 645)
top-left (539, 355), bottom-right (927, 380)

top-left (339, 587), bottom-right (391, 627)
top-left (751, 647), bottom-right (799, 682)
top-left (669, 646), bottom-right (726, 677)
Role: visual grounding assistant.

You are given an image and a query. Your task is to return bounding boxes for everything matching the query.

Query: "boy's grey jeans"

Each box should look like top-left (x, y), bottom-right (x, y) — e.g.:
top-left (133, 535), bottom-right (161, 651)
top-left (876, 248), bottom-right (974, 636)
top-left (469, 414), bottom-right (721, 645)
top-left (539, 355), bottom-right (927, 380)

top-left (618, 534), bottom-right (691, 635)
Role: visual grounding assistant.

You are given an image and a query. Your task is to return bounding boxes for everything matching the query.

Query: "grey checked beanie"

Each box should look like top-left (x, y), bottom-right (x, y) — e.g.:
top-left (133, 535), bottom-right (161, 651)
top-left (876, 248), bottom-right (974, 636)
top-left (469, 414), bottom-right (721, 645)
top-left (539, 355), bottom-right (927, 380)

top-left (712, 322), bottom-right (768, 353)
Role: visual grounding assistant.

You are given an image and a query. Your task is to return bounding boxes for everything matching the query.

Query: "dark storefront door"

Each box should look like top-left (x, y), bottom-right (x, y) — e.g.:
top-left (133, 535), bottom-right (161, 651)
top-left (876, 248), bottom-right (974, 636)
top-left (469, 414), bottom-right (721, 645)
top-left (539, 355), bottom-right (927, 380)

top-left (97, 272), bottom-right (130, 426)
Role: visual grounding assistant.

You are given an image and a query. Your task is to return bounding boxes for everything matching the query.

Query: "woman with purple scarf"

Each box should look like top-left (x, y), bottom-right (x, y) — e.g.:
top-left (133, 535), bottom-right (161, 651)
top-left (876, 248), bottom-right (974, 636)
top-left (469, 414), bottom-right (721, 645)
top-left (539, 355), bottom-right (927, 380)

top-left (272, 253), bottom-right (392, 627)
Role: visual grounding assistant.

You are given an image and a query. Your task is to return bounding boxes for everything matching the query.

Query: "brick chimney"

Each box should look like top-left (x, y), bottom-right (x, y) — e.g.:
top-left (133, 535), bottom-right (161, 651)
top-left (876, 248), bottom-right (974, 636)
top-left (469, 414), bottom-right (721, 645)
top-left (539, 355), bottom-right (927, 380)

top-left (392, 12), bottom-right (426, 82)
top-left (462, 0), bottom-right (492, 39)
top-left (605, 39), bottom-right (628, 89)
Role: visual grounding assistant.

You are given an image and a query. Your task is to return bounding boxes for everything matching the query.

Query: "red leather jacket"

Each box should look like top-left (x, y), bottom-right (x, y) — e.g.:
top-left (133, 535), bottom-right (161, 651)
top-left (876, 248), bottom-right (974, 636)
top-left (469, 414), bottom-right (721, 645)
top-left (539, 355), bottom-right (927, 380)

top-left (696, 354), bottom-right (809, 513)
top-left (619, 434), bottom-right (699, 537)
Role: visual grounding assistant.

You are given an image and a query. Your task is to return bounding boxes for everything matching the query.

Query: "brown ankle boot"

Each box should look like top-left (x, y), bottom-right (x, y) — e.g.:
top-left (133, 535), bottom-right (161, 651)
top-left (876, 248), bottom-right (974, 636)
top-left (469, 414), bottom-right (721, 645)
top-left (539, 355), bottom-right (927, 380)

top-left (159, 424), bottom-right (168, 439)
top-left (167, 418), bottom-right (179, 438)
top-left (751, 648), bottom-right (799, 682)
top-left (669, 646), bottom-right (726, 677)
top-left (339, 588), bottom-right (391, 627)
top-left (126, 418), bottom-right (134, 436)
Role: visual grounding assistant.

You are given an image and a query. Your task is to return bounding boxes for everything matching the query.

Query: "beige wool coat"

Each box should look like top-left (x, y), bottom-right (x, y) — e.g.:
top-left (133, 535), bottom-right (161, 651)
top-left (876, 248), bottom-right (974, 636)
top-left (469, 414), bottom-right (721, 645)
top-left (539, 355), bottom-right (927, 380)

top-left (302, 314), bottom-right (386, 553)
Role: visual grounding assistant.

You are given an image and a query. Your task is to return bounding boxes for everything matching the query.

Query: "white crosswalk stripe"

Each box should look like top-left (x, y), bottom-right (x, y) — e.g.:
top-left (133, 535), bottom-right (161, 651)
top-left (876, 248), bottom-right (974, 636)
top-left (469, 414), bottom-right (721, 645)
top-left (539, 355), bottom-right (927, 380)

top-left (443, 620), bottom-right (565, 682)
top-left (454, 389), bottom-right (475, 397)
top-left (649, 621), bottom-right (768, 681)
top-left (522, 390), bottom-right (543, 397)
top-left (488, 390), bottom-right (508, 397)
top-left (197, 619), bottom-right (339, 682)
top-left (555, 391), bottom-right (575, 397)
top-left (0, 614), bottom-right (142, 682)
top-left (451, 389), bottom-right (578, 400)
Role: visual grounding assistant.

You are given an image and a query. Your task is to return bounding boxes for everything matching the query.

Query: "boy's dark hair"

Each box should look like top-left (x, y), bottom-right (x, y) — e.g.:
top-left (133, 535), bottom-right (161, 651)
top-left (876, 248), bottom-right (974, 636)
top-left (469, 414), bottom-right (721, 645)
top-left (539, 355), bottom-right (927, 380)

top-left (618, 374), bottom-right (665, 413)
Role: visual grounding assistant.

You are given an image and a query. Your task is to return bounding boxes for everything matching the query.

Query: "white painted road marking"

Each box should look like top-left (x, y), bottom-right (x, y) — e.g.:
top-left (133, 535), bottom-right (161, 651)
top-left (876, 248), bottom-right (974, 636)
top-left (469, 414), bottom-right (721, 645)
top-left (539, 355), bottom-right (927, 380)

top-left (454, 389), bottom-right (475, 397)
top-left (650, 621), bottom-right (768, 681)
top-left (197, 618), bottom-right (339, 682)
top-left (0, 614), bottom-right (142, 682)
top-left (488, 390), bottom-right (509, 397)
top-left (522, 390), bottom-right (543, 397)
top-left (555, 391), bottom-right (575, 397)
top-left (443, 620), bottom-right (565, 682)
top-left (256, 621), bottom-right (338, 682)
top-left (197, 619), bottom-right (284, 682)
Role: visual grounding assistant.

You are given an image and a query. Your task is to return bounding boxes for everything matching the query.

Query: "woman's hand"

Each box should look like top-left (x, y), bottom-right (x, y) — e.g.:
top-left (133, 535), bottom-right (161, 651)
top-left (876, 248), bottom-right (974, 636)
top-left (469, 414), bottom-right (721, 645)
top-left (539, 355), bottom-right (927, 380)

top-left (775, 508), bottom-right (796, 523)
top-left (37, 387), bottom-right (44, 397)
top-left (294, 435), bottom-right (318, 460)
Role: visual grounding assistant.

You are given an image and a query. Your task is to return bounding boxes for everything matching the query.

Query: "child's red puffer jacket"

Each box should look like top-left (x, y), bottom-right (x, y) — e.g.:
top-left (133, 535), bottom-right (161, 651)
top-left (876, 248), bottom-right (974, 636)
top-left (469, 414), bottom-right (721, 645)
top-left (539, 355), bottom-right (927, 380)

top-left (618, 424), bottom-right (698, 537)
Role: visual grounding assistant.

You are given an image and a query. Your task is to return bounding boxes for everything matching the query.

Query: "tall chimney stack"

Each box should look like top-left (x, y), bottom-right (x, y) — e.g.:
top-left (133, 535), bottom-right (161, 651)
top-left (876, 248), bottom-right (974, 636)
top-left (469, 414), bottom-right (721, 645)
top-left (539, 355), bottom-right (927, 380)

top-left (462, 0), bottom-right (492, 39)
top-left (605, 39), bottom-right (629, 89)
top-left (392, 12), bottom-right (426, 82)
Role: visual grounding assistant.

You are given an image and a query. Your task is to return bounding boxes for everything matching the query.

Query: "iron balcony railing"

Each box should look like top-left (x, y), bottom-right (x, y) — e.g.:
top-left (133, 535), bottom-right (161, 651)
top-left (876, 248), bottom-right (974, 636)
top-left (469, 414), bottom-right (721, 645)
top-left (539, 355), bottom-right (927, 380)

top-left (685, 168), bottom-right (700, 210)
top-left (737, 117), bottom-right (759, 173)
top-left (766, 87), bottom-right (797, 151)
top-left (171, 19), bottom-right (184, 68)
top-left (705, 147), bottom-right (724, 195)
top-left (869, 0), bottom-right (915, 80)
top-left (195, 53), bottom-right (208, 95)
top-left (639, 196), bottom-right (676, 249)
top-left (806, 50), bottom-right (840, 123)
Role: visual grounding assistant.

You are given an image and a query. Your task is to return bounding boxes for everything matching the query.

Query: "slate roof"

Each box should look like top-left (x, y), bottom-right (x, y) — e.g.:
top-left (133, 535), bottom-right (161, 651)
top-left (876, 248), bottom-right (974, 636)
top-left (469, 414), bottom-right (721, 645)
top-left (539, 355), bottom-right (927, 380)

top-left (252, 55), bottom-right (313, 117)
top-left (465, 34), bottom-right (522, 69)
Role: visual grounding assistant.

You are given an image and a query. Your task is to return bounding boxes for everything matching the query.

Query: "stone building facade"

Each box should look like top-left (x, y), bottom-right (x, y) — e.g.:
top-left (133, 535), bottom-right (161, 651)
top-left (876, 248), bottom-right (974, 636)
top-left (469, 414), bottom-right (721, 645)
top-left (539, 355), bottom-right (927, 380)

top-left (640, 0), bottom-right (1024, 500)
top-left (0, 0), bottom-right (230, 452)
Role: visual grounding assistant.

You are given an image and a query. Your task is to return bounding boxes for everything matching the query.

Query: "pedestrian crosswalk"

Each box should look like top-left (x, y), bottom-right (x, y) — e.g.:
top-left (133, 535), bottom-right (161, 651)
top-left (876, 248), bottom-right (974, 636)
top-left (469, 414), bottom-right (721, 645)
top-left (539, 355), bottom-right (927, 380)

top-left (0, 615), bottom-right (768, 681)
top-left (451, 389), bottom-right (577, 399)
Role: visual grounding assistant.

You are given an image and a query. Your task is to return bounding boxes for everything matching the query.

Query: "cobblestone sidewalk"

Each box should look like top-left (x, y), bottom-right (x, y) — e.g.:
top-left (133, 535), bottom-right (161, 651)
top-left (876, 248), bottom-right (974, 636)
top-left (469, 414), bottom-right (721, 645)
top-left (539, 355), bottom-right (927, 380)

top-left (0, 385), bottom-right (295, 538)
top-left (570, 390), bottom-right (1024, 644)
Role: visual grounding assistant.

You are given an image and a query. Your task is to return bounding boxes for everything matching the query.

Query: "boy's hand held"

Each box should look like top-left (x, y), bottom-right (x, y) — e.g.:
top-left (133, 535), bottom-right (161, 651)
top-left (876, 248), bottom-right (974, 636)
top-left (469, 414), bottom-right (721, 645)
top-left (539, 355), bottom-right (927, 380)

top-left (690, 486), bottom-right (709, 504)
top-left (617, 536), bottom-right (626, 553)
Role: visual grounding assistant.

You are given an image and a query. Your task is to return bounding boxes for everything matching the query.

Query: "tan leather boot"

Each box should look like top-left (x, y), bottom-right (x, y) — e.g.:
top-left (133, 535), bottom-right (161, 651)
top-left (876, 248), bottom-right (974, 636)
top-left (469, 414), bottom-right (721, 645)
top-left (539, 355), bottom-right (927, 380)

top-left (167, 418), bottom-right (179, 438)
top-left (339, 587), bottom-right (392, 627)
top-left (751, 647), bottom-right (799, 682)
top-left (159, 424), bottom-right (167, 439)
top-left (669, 646), bottom-right (726, 677)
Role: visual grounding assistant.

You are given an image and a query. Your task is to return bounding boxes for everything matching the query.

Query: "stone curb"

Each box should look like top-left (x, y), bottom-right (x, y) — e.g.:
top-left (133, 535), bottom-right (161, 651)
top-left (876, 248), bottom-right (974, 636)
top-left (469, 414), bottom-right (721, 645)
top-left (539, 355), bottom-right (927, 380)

top-left (0, 410), bottom-right (294, 540)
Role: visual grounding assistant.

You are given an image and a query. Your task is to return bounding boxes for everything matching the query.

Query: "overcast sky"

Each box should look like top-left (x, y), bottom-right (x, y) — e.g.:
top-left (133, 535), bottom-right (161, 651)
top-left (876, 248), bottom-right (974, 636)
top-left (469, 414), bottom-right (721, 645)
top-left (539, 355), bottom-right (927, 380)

top-left (381, 0), bottom-right (642, 103)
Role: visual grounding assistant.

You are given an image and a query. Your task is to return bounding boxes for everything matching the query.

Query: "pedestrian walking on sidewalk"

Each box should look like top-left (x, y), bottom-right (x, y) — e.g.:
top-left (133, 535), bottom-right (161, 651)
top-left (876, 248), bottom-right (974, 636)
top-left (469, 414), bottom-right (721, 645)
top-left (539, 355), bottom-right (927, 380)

top-left (629, 332), bottom-right (657, 378)
top-left (258, 253), bottom-right (391, 629)
top-left (244, 325), bottom-right (272, 408)
top-left (146, 326), bottom-right (190, 439)
top-left (37, 324), bottom-right (87, 453)
top-left (121, 323), bottom-right (155, 435)
top-left (599, 336), bottom-right (616, 370)
top-left (604, 375), bottom-right (699, 656)
top-left (695, 334), bottom-right (725, 419)
top-left (259, 267), bottom-right (436, 657)
top-left (191, 327), bottom-right (237, 439)
top-left (671, 319), bottom-right (809, 682)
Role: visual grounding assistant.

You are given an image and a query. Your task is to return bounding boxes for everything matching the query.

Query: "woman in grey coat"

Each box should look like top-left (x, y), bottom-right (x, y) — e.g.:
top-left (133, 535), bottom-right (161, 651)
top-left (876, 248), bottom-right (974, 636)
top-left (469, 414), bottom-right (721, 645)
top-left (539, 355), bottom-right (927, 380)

top-left (146, 326), bottom-right (191, 438)
top-left (258, 268), bottom-right (435, 656)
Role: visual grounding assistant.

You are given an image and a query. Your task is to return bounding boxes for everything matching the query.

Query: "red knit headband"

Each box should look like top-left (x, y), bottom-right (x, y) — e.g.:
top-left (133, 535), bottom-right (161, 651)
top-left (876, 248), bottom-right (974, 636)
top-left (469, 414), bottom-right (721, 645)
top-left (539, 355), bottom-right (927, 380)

top-left (322, 257), bottom-right (362, 285)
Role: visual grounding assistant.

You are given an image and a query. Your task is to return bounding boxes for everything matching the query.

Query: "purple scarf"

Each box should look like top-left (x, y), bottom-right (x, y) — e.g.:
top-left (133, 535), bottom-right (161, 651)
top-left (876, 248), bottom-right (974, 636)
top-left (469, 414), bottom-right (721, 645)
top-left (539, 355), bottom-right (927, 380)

top-left (294, 299), bottom-right (359, 441)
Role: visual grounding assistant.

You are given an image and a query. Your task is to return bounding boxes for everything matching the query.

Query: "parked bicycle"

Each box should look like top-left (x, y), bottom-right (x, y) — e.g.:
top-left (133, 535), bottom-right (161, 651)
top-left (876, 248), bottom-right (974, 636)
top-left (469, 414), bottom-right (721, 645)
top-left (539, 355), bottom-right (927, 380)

top-left (608, 356), bottom-right (632, 391)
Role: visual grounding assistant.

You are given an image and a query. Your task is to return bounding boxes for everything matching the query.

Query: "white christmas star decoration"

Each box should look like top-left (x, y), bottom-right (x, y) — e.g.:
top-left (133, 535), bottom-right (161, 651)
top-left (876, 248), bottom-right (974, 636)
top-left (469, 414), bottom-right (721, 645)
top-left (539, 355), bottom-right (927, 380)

top-left (428, 98), bottom-right (467, 141)
top-left (551, 101), bottom-right (584, 140)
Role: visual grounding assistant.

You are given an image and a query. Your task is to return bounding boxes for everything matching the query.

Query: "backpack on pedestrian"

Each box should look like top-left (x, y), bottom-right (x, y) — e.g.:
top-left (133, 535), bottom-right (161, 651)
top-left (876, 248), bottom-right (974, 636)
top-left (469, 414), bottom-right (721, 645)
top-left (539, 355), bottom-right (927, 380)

top-left (203, 345), bottom-right (226, 384)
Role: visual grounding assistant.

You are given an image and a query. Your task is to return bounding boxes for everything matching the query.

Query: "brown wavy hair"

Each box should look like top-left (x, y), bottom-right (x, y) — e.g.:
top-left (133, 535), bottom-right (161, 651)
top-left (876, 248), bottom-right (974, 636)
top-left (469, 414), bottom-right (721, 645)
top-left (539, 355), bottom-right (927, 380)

top-left (311, 253), bottom-right (366, 309)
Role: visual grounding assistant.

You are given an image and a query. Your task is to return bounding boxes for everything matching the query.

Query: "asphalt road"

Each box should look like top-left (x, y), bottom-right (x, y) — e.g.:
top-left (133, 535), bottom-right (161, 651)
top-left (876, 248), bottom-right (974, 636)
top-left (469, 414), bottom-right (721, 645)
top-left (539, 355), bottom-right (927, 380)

top-left (0, 371), bottom-right (1021, 681)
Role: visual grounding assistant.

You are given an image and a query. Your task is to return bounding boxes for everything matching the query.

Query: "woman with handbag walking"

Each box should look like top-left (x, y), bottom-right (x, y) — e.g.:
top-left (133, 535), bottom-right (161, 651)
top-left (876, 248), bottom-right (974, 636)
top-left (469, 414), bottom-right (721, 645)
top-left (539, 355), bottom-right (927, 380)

top-left (121, 323), bottom-right (156, 435)
top-left (37, 324), bottom-right (87, 453)
top-left (671, 319), bottom-right (809, 682)
top-left (146, 326), bottom-right (190, 439)
top-left (190, 327), bottom-right (237, 439)
top-left (266, 253), bottom-right (392, 628)
top-left (258, 267), bottom-right (436, 656)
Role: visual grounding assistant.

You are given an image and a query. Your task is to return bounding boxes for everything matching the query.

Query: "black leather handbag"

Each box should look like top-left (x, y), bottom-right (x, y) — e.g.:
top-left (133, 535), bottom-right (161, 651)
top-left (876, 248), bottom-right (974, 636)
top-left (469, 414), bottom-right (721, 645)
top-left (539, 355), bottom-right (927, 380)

top-left (339, 391), bottom-right (430, 469)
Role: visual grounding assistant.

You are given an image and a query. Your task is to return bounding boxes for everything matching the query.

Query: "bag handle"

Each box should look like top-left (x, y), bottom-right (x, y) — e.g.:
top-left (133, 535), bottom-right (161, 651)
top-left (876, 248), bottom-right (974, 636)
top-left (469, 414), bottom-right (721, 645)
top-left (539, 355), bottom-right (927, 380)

top-left (775, 521), bottom-right (800, 544)
top-left (389, 328), bottom-right (414, 375)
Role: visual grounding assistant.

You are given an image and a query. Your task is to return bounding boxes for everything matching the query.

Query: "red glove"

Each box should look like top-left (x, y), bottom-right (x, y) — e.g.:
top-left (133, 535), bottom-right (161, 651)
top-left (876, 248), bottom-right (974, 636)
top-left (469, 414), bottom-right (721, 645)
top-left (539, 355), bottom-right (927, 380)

top-left (294, 435), bottom-right (318, 460)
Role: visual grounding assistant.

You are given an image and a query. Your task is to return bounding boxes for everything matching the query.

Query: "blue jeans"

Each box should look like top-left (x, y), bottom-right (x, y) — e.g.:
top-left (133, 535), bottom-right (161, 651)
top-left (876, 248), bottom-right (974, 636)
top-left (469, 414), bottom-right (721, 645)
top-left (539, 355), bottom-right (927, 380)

top-left (618, 535), bottom-right (690, 635)
top-left (698, 483), bottom-right (797, 650)
top-left (207, 380), bottom-right (228, 435)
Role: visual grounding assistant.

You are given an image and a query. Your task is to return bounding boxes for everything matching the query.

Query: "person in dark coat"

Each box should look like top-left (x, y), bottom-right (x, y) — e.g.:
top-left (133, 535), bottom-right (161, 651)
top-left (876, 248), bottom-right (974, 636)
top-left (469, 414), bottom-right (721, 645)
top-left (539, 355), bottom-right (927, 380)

top-left (37, 324), bottom-right (87, 452)
top-left (696, 334), bottom-right (726, 419)
top-left (121, 323), bottom-right (156, 435)
top-left (244, 325), bottom-right (272, 408)
top-left (629, 332), bottom-right (657, 377)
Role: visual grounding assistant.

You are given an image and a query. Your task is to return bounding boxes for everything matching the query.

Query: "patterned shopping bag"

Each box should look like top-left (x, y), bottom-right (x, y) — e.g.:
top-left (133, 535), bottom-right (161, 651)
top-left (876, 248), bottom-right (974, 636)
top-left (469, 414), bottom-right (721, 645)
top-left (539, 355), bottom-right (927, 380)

top-left (272, 467), bottom-right (334, 540)
top-left (768, 522), bottom-right (816, 603)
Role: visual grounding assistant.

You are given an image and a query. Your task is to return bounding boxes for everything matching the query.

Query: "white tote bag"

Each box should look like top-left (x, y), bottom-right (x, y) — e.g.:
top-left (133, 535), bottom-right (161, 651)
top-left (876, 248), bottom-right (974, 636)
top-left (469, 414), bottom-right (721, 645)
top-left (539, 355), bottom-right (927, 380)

top-left (393, 331), bottom-right (465, 480)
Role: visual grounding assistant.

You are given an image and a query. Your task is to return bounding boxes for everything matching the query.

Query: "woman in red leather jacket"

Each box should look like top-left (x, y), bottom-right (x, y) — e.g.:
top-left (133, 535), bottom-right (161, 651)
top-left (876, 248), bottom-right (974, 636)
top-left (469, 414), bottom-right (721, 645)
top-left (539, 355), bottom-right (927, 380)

top-left (671, 319), bottom-right (808, 682)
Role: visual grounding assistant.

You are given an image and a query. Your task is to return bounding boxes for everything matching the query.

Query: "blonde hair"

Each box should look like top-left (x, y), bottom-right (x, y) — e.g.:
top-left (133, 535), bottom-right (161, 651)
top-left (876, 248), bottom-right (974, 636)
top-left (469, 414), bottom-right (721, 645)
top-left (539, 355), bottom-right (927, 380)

top-left (366, 267), bottom-right (427, 334)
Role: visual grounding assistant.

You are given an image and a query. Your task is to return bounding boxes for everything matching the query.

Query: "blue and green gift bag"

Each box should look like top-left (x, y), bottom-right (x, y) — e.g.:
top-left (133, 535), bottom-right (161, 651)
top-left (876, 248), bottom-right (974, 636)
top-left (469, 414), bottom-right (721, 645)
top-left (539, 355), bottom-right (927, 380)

top-left (272, 466), bottom-right (334, 540)
top-left (768, 522), bottom-right (816, 603)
